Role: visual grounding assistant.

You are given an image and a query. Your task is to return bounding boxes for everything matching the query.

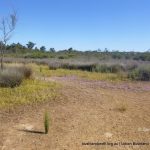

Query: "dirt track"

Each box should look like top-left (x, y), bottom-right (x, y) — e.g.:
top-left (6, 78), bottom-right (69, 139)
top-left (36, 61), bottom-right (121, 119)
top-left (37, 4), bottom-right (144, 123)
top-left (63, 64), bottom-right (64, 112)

top-left (0, 77), bottom-right (150, 150)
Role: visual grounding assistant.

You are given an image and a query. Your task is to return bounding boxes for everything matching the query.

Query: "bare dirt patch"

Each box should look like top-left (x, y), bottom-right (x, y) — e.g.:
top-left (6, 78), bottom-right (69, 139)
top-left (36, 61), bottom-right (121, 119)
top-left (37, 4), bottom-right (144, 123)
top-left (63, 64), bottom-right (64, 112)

top-left (0, 76), bottom-right (150, 150)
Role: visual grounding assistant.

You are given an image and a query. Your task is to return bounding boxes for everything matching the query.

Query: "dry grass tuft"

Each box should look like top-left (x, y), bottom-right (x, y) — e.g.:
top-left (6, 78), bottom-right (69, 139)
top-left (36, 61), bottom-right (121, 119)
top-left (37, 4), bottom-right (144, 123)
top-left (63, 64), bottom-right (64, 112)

top-left (116, 102), bottom-right (128, 112)
top-left (117, 105), bottom-right (127, 112)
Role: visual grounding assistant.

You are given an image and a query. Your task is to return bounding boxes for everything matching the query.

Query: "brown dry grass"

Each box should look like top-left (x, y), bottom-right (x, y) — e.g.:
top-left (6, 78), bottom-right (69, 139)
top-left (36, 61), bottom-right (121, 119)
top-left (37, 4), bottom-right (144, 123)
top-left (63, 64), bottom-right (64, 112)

top-left (0, 76), bottom-right (150, 150)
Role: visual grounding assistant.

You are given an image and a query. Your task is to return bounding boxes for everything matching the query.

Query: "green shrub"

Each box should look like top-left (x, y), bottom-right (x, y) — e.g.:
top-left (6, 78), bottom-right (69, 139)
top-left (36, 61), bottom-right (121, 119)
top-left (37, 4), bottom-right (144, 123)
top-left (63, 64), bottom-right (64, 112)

top-left (0, 65), bottom-right (33, 88)
top-left (67, 53), bottom-right (76, 58)
top-left (40, 66), bottom-right (42, 72)
top-left (0, 69), bottom-right (23, 88)
top-left (111, 64), bottom-right (124, 73)
top-left (49, 62), bottom-right (61, 70)
top-left (128, 67), bottom-right (150, 81)
top-left (58, 55), bottom-right (68, 59)
top-left (49, 62), bottom-right (96, 71)
top-left (18, 65), bottom-right (33, 79)
top-left (44, 111), bottom-right (50, 134)
top-left (49, 63), bottom-right (125, 73)
top-left (94, 64), bottom-right (124, 73)
top-left (94, 64), bottom-right (109, 73)
top-left (125, 64), bottom-right (138, 71)
top-left (77, 64), bottom-right (96, 72)
top-left (24, 52), bottom-right (51, 58)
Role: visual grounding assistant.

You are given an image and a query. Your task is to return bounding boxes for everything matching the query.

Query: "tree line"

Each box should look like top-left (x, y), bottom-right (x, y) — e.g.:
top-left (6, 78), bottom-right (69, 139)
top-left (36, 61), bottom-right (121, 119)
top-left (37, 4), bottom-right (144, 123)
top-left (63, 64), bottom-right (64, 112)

top-left (1, 42), bottom-right (150, 61)
top-left (5, 41), bottom-right (55, 53)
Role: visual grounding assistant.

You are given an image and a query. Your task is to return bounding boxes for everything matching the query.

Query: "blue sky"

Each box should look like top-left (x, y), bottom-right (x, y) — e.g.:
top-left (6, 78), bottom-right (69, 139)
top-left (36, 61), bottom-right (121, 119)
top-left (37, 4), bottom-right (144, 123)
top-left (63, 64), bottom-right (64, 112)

top-left (0, 0), bottom-right (150, 51)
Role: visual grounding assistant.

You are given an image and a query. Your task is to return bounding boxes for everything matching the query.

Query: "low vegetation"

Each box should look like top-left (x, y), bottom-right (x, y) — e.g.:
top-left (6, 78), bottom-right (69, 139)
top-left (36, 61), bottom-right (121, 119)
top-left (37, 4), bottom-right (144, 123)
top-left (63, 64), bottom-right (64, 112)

top-left (1, 60), bottom-right (150, 82)
top-left (1, 61), bottom-right (148, 109)
top-left (0, 65), bottom-right (33, 88)
top-left (0, 69), bottom-right (23, 88)
top-left (128, 66), bottom-right (150, 81)
top-left (0, 77), bottom-right (60, 108)
top-left (117, 104), bottom-right (127, 112)
top-left (48, 62), bottom-right (150, 81)
top-left (29, 64), bottom-right (125, 81)
top-left (17, 65), bottom-right (33, 79)
top-left (44, 111), bottom-right (50, 134)
top-left (48, 62), bottom-right (127, 73)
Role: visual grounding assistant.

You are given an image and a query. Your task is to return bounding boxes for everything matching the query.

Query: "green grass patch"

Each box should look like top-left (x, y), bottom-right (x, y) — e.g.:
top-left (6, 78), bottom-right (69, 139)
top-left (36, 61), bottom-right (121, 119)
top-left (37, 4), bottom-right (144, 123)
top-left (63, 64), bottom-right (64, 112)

top-left (0, 79), bottom-right (60, 108)
top-left (30, 64), bottom-right (128, 81)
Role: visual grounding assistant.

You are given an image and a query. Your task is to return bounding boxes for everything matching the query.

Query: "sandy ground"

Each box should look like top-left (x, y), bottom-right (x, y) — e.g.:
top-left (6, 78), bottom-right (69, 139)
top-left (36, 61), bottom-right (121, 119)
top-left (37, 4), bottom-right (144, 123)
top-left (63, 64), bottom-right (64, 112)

top-left (0, 76), bottom-right (150, 150)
